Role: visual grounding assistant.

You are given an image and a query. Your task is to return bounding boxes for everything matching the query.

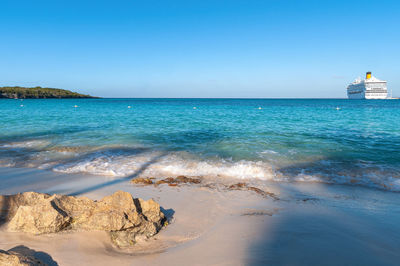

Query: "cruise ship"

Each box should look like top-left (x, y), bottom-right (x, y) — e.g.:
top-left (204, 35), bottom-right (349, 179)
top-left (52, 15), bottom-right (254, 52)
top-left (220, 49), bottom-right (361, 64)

top-left (347, 72), bottom-right (388, 99)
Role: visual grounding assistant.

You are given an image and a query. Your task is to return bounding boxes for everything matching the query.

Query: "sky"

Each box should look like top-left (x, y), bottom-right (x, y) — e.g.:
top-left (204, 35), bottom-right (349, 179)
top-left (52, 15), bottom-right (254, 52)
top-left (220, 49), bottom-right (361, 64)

top-left (1, 0), bottom-right (399, 98)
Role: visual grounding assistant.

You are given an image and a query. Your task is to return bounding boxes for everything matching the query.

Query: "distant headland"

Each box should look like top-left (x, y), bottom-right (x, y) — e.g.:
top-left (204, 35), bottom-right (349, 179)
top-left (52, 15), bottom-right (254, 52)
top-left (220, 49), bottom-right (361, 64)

top-left (0, 86), bottom-right (98, 99)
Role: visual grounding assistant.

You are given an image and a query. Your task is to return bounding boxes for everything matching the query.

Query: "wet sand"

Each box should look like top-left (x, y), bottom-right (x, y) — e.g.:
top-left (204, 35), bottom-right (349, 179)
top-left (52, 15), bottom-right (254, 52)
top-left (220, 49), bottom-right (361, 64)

top-left (1, 167), bottom-right (400, 265)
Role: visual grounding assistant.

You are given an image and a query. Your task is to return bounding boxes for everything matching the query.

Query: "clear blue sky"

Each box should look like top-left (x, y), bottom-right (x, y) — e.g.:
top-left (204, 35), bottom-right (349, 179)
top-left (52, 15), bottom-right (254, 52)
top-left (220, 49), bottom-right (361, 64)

top-left (1, 0), bottom-right (399, 98)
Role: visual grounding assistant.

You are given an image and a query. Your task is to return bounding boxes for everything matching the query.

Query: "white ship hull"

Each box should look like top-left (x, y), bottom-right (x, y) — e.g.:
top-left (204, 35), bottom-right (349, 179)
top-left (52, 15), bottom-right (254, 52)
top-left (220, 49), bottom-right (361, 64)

top-left (347, 91), bottom-right (365, 99)
top-left (365, 94), bottom-right (387, 99)
top-left (347, 90), bottom-right (388, 99)
top-left (347, 73), bottom-right (388, 99)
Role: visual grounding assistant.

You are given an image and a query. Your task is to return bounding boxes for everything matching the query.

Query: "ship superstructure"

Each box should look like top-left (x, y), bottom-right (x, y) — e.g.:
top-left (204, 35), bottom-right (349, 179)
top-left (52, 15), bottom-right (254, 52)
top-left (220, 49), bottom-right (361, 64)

top-left (347, 72), bottom-right (388, 99)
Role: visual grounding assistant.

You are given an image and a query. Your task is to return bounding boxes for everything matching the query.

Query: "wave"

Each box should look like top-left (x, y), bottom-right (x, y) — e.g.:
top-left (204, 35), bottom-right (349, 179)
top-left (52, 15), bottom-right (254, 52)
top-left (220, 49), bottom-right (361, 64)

top-left (0, 140), bottom-right (51, 149)
top-left (52, 150), bottom-right (400, 192)
top-left (52, 151), bottom-right (277, 180)
top-left (1, 141), bottom-right (400, 192)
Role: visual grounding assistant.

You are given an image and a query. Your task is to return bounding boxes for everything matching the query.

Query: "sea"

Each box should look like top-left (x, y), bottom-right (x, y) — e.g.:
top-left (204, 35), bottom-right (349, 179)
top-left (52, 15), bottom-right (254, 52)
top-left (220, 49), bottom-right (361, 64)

top-left (1, 98), bottom-right (399, 191)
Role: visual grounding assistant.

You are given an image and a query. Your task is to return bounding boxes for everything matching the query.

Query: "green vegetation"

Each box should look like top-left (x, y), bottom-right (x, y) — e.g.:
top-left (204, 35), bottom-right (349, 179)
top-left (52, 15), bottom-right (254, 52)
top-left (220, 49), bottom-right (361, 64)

top-left (0, 86), bottom-right (98, 99)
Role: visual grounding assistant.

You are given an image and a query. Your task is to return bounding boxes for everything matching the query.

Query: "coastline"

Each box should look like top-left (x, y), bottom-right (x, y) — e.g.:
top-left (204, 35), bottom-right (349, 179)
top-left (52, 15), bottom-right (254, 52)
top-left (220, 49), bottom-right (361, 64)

top-left (0, 86), bottom-right (97, 99)
top-left (1, 167), bottom-right (400, 265)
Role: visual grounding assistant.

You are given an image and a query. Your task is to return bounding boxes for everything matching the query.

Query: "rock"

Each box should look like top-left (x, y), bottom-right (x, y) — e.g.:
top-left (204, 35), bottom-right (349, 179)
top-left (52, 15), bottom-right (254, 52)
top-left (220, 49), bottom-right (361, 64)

top-left (110, 231), bottom-right (137, 248)
top-left (0, 249), bottom-right (45, 266)
top-left (228, 183), bottom-right (247, 189)
top-left (0, 192), bottom-right (52, 223)
top-left (131, 177), bottom-right (153, 185)
top-left (155, 176), bottom-right (202, 186)
top-left (139, 198), bottom-right (165, 225)
top-left (155, 177), bottom-right (175, 185)
top-left (247, 186), bottom-right (279, 200)
top-left (50, 146), bottom-right (85, 153)
top-left (175, 176), bottom-right (201, 184)
top-left (8, 197), bottom-right (71, 234)
top-left (130, 176), bottom-right (203, 186)
top-left (228, 183), bottom-right (279, 200)
top-left (0, 191), bottom-right (166, 248)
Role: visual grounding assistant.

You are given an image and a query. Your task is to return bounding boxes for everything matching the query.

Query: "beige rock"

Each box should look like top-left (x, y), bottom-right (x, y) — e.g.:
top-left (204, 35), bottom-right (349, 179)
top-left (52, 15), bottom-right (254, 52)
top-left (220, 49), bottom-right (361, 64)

top-left (0, 192), bottom-right (51, 223)
top-left (110, 231), bottom-right (137, 248)
top-left (139, 198), bottom-right (164, 225)
top-left (1, 191), bottom-right (166, 248)
top-left (0, 249), bottom-right (45, 266)
top-left (8, 199), bottom-right (71, 234)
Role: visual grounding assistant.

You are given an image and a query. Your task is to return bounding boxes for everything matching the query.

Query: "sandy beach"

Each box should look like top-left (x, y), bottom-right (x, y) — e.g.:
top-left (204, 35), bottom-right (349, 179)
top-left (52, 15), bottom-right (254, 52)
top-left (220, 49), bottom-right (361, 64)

top-left (1, 167), bottom-right (400, 265)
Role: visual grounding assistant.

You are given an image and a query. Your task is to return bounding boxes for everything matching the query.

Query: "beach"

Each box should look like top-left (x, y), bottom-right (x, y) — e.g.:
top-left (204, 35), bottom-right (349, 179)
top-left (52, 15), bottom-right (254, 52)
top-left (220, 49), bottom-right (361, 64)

top-left (1, 167), bottom-right (400, 265)
top-left (2, 0), bottom-right (400, 263)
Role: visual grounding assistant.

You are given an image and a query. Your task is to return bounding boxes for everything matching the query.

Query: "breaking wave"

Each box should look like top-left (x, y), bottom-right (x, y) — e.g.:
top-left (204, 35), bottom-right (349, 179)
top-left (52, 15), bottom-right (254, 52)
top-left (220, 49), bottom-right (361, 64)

top-left (0, 140), bottom-right (399, 192)
top-left (52, 150), bottom-right (276, 180)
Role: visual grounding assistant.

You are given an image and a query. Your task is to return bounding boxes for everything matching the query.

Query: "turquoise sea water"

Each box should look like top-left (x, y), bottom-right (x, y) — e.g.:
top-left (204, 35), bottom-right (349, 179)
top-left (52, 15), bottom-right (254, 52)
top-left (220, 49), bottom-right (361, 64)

top-left (1, 98), bottom-right (399, 191)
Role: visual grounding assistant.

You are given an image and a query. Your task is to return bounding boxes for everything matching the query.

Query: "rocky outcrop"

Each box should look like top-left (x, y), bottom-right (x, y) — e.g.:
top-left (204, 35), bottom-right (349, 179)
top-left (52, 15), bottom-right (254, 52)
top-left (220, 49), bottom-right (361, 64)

top-left (131, 176), bottom-right (202, 186)
top-left (0, 191), bottom-right (166, 248)
top-left (131, 177), bottom-right (154, 185)
top-left (0, 249), bottom-right (45, 266)
top-left (130, 176), bottom-right (279, 200)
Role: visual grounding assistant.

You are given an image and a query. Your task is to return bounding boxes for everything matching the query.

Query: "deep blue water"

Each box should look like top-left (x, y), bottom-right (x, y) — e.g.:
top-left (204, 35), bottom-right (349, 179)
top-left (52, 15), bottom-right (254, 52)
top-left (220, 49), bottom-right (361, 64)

top-left (1, 98), bottom-right (399, 191)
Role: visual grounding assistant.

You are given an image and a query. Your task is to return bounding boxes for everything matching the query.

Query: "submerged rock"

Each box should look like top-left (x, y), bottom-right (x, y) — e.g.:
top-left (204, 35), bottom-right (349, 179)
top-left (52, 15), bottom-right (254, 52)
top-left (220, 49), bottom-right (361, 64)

top-left (175, 175), bottom-right (201, 184)
top-left (131, 175), bottom-right (202, 186)
top-left (131, 177), bottom-right (154, 185)
top-left (155, 177), bottom-right (175, 185)
top-left (0, 191), bottom-right (166, 248)
top-left (228, 183), bottom-right (279, 200)
top-left (129, 176), bottom-right (277, 201)
top-left (154, 176), bottom-right (202, 186)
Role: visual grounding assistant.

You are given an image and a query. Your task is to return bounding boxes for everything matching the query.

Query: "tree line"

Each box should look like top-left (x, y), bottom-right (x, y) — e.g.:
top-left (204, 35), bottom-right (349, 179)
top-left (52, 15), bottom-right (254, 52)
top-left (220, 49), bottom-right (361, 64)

top-left (0, 86), bottom-right (97, 99)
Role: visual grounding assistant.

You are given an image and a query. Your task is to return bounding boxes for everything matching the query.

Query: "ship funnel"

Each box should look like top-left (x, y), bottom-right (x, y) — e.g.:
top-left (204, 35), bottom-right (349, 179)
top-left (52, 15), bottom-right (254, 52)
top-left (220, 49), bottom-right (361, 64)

top-left (366, 72), bottom-right (371, 79)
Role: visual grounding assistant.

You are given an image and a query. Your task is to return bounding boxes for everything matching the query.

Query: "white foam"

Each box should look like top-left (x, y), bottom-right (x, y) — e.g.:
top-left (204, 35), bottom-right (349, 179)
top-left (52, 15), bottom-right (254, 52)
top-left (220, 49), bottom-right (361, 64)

top-left (50, 150), bottom-right (400, 191)
top-left (2, 142), bottom-right (399, 192)
top-left (0, 140), bottom-right (50, 149)
top-left (260, 150), bottom-right (278, 155)
top-left (53, 151), bottom-right (276, 180)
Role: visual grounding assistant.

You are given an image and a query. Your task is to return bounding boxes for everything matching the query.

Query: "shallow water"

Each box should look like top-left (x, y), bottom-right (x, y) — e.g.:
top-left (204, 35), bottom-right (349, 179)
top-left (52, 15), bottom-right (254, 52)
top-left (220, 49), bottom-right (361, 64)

top-left (1, 98), bottom-right (399, 191)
